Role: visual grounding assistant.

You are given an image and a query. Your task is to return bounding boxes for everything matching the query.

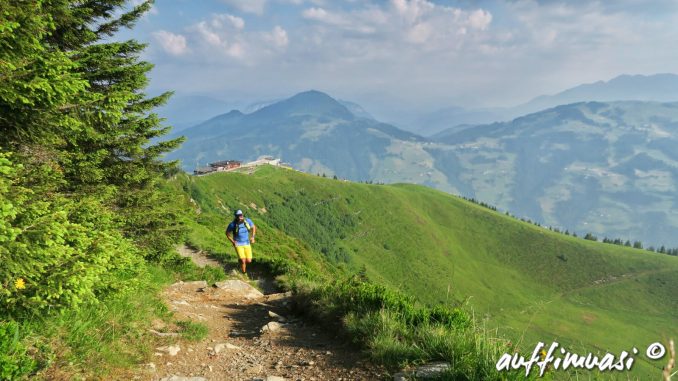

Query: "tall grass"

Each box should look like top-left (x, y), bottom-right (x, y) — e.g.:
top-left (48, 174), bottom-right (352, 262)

top-left (0, 254), bottom-right (223, 380)
top-left (0, 321), bottom-right (38, 380)
top-left (290, 276), bottom-right (524, 380)
top-left (13, 265), bottom-right (171, 379)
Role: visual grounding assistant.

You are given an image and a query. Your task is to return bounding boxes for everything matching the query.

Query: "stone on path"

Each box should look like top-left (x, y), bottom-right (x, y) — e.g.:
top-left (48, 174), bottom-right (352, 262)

top-left (170, 280), bottom-right (208, 289)
top-left (415, 362), bottom-right (451, 377)
top-left (264, 292), bottom-right (293, 302)
top-left (156, 345), bottom-right (181, 356)
top-left (393, 362), bottom-right (451, 380)
top-left (213, 342), bottom-right (241, 354)
top-left (214, 280), bottom-right (264, 299)
top-left (261, 321), bottom-right (283, 333)
top-left (268, 310), bottom-right (287, 322)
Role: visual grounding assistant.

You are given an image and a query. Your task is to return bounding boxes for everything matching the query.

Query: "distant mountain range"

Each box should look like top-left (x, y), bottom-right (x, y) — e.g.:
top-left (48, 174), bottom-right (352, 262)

top-left (429, 101), bottom-right (678, 247)
top-left (518, 73), bottom-right (678, 113)
top-left (409, 73), bottom-right (678, 136)
top-left (163, 91), bottom-right (447, 186)
top-left (157, 94), bottom-right (376, 133)
top-left (158, 74), bottom-right (678, 136)
top-left (163, 79), bottom-right (678, 246)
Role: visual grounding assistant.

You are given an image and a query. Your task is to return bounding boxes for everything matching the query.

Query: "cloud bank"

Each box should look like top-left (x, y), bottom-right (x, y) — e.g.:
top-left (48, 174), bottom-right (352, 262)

top-left (130, 0), bottom-right (678, 114)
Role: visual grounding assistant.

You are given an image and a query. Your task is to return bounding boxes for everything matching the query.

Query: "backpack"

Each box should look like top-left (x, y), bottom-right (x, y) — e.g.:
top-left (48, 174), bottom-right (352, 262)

top-left (233, 218), bottom-right (252, 236)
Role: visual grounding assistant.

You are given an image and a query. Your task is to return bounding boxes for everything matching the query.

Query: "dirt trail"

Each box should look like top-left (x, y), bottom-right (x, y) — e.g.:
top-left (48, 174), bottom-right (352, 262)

top-left (176, 244), bottom-right (223, 269)
top-left (135, 247), bottom-right (387, 381)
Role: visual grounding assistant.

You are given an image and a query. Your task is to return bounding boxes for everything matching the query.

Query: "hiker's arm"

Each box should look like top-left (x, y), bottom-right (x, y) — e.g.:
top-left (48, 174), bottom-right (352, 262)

top-left (225, 227), bottom-right (236, 247)
top-left (250, 225), bottom-right (257, 243)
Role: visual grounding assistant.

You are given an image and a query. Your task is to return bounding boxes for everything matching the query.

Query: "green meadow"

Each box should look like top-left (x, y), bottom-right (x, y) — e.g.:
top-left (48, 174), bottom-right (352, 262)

top-left (167, 165), bottom-right (677, 379)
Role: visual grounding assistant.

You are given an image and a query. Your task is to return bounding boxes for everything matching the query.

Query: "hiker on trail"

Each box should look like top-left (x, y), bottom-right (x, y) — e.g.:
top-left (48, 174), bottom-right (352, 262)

top-left (226, 210), bottom-right (257, 273)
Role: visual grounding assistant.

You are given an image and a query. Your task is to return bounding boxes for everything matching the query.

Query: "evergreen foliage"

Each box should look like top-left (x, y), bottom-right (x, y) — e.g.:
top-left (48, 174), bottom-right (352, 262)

top-left (1, 0), bottom-right (183, 317)
top-left (1, 2), bottom-right (187, 377)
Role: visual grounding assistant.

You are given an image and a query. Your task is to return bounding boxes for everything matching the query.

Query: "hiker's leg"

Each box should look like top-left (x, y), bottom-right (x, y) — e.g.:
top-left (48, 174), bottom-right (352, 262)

top-left (244, 245), bottom-right (253, 268)
top-left (236, 246), bottom-right (247, 273)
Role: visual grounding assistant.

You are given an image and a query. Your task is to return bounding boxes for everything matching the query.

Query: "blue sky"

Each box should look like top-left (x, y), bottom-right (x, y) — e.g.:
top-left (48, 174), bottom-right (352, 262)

top-left (119, 0), bottom-right (678, 117)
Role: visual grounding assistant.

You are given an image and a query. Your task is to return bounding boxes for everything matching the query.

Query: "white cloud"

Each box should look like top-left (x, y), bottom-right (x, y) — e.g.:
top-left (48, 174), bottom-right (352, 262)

top-left (264, 26), bottom-right (289, 48)
top-left (213, 14), bottom-right (245, 30)
top-left (407, 22), bottom-right (432, 43)
top-left (152, 30), bottom-right (188, 55)
top-left (220, 0), bottom-right (267, 15)
top-left (391, 0), bottom-right (436, 22)
top-left (145, 0), bottom-right (678, 112)
top-left (302, 7), bottom-right (346, 25)
top-left (226, 43), bottom-right (245, 58)
top-left (163, 14), bottom-right (291, 63)
top-left (302, 7), bottom-right (328, 21)
top-left (468, 9), bottom-right (492, 31)
top-left (194, 21), bottom-right (223, 46)
top-left (188, 14), bottom-right (248, 58)
top-left (300, 0), bottom-right (493, 48)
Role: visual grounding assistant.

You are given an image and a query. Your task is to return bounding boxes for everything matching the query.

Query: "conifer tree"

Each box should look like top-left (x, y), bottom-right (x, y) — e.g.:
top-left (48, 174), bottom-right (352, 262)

top-left (1, 0), bottom-right (185, 315)
top-left (46, 0), bottom-right (185, 259)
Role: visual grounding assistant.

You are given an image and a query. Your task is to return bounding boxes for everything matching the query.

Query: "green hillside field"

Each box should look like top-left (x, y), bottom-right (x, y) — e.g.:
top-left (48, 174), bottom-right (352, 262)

top-left (166, 165), bottom-right (677, 379)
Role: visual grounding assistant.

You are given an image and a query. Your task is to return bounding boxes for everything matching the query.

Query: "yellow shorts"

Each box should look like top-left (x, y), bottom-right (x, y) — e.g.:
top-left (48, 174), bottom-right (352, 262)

top-left (235, 245), bottom-right (253, 260)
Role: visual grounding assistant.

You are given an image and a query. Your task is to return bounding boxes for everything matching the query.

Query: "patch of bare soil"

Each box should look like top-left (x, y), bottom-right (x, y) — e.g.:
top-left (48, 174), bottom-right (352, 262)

top-left (133, 252), bottom-right (388, 381)
top-left (176, 244), bottom-right (223, 269)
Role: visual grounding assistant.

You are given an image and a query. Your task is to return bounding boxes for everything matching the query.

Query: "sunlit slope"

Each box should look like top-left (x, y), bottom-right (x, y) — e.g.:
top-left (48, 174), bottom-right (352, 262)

top-left (174, 166), bottom-right (677, 367)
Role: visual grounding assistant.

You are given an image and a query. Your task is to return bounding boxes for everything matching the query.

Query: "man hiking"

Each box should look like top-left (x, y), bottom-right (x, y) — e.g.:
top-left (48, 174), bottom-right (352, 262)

top-left (226, 210), bottom-right (257, 273)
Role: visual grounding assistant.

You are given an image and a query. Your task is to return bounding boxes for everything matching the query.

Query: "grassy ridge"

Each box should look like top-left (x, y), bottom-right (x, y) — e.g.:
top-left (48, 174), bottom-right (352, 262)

top-left (168, 166), bottom-right (677, 378)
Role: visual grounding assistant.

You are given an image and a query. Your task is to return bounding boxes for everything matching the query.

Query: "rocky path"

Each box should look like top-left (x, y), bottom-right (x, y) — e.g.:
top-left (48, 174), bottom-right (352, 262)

top-left (176, 244), bottom-right (223, 269)
top-left (134, 250), bottom-right (389, 381)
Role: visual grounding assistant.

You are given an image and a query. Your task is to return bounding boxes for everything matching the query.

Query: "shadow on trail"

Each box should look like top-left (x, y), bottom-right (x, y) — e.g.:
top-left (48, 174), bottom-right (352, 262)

top-left (174, 244), bottom-right (388, 379)
top-left (216, 256), bottom-right (384, 377)
top-left (222, 291), bottom-right (382, 377)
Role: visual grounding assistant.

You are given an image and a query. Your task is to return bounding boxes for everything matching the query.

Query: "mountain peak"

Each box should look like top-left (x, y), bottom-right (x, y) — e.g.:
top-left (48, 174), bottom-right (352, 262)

top-left (517, 72), bottom-right (678, 115)
top-left (291, 89), bottom-right (334, 100)
top-left (225, 109), bottom-right (244, 116)
top-left (611, 73), bottom-right (678, 82)
top-left (253, 90), bottom-right (355, 120)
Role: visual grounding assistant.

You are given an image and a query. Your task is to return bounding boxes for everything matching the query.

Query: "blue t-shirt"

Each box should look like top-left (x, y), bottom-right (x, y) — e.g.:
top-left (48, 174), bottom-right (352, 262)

top-left (227, 218), bottom-right (254, 246)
